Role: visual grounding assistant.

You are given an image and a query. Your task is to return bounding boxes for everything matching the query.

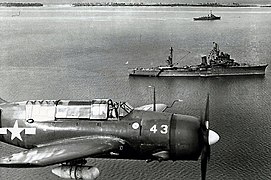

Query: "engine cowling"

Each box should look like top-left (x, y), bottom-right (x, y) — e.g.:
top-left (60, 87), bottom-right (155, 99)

top-left (52, 165), bottom-right (100, 180)
top-left (169, 114), bottom-right (202, 160)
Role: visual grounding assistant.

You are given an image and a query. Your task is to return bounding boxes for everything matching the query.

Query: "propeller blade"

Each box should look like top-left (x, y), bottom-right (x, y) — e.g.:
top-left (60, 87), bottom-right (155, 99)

top-left (201, 146), bottom-right (208, 180)
top-left (200, 94), bottom-right (211, 180)
top-left (204, 94), bottom-right (209, 130)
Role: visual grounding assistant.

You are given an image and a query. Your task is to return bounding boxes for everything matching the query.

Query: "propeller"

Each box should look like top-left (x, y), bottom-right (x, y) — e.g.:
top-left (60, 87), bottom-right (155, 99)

top-left (200, 94), bottom-right (215, 180)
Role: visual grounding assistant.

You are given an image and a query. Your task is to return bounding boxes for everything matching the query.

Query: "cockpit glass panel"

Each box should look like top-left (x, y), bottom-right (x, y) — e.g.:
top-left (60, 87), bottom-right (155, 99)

top-left (27, 99), bottom-right (133, 121)
top-left (56, 100), bottom-right (92, 119)
top-left (26, 100), bottom-right (56, 121)
top-left (119, 102), bottom-right (134, 117)
top-left (66, 106), bottom-right (83, 118)
top-left (78, 106), bottom-right (91, 118)
top-left (90, 103), bottom-right (108, 119)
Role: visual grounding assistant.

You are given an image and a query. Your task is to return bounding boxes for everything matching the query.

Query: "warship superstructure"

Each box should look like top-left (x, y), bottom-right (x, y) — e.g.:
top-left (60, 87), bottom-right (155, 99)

top-left (193, 11), bottom-right (221, 21)
top-left (129, 42), bottom-right (268, 77)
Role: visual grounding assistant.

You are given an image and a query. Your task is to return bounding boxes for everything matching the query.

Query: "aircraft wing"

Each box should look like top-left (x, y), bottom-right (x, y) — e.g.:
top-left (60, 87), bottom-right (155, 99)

top-left (0, 136), bottom-right (125, 167)
top-left (135, 104), bottom-right (167, 112)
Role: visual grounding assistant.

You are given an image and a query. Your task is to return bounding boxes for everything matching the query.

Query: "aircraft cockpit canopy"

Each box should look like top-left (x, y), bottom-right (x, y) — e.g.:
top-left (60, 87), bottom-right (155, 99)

top-left (25, 99), bottom-right (134, 122)
top-left (119, 101), bottom-right (133, 117)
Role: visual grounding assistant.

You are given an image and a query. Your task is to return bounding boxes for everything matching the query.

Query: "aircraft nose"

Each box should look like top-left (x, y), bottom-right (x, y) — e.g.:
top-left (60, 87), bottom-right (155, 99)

top-left (208, 130), bottom-right (220, 145)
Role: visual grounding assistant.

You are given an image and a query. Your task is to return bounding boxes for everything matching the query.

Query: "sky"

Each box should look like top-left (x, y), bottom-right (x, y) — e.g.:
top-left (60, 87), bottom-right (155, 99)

top-left (1, 0), bottom-right (270, 5)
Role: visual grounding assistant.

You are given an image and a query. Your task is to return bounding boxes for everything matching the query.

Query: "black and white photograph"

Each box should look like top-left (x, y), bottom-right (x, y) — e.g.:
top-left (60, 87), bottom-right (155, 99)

top-left (0, 0), bottom-right (270, 179)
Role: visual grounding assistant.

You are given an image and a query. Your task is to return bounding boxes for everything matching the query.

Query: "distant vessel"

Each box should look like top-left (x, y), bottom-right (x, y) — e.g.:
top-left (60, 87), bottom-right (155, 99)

top-left (193, 11), bottom-right (221, 21)
top-left (129, 42), bottom-right (268, 77)
top-left (11, 11), bottom-right (20, 17)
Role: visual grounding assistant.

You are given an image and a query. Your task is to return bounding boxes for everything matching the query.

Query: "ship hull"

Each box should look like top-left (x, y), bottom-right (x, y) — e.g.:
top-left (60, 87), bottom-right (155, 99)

top-left (193, 17), bottom-right (221, 21)
top-left (129, 64), bottom-right (268, 77)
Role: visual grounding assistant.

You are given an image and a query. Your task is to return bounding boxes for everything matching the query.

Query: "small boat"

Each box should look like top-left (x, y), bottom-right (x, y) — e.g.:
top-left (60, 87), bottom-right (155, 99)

top-left (12, 11), bottom-right (20, 17)
top-left (193, 11), bottom-right (221, 21)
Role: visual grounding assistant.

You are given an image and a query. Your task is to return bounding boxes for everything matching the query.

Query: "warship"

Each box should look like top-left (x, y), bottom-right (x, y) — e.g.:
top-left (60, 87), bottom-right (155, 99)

top-left (128, 42), bottom-right (268, 77)
top-left (193, 11), bottom-right (221, 21)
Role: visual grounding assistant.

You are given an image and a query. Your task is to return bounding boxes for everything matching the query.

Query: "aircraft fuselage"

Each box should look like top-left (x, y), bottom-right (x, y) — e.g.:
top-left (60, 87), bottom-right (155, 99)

top-left (0, 100), bottom-right (202, 162)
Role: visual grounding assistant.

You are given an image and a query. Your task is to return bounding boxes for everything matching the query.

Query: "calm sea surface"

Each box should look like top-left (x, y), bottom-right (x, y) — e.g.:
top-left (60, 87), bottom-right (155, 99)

top-left (0, 6), bottom-right (271, 180)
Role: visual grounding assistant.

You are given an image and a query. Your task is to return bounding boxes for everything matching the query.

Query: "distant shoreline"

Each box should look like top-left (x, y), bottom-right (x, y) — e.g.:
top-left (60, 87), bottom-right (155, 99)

top-left (71, 2), bottom-right (269, 8)
top-left (1, 2), bottom-right (270, 8)
top-left (0, 2), bottom-right (43, 7)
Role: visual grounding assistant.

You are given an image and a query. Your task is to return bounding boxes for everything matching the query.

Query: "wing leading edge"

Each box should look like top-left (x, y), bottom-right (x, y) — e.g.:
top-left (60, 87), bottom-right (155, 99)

top-left (0, 136), bottom-right (125, 167)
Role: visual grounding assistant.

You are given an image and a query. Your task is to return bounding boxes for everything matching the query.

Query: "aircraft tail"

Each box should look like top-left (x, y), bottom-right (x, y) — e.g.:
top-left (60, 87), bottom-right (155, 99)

top-left (0, 97), bottom-right (7, 104)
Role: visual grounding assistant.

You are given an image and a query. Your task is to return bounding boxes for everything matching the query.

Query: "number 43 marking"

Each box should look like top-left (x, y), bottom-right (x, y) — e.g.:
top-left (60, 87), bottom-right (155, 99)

top-left (150, 125), bottom-right (168, 134)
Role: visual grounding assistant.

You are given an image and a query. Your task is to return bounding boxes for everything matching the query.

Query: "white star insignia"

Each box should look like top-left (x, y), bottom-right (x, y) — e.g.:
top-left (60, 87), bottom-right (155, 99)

top-left (8, 120), bottom-right (24, 141)
top-left (0, 120), bottom-right (36, 141)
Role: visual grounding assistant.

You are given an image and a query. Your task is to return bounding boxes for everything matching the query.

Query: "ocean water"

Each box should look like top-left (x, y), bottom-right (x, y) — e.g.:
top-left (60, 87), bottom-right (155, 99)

top-left (0, 6), bottom-right (271, 180)
top-left (1, 0), bottom-right (271, 5)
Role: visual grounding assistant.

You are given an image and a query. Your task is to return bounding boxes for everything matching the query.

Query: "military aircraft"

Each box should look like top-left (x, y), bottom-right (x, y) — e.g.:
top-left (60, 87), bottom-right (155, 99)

top-left (0, 95), bottom-right (219, 180)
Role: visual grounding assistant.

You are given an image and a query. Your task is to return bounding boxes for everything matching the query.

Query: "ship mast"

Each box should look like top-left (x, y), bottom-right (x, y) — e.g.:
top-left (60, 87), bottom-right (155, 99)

top-left (167, 47), bottom-right (173, 67)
